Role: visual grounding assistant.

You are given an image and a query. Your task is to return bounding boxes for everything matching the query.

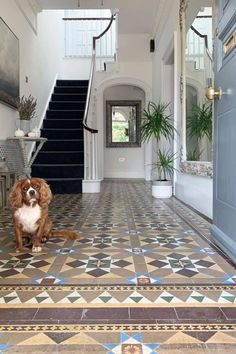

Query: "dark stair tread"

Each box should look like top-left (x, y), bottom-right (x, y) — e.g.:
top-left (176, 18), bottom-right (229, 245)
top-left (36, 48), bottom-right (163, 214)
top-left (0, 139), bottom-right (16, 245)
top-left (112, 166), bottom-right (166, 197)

top-left (47, 109), bottom-right (84, 112)
top-left (38, 151), bottom-right (83, 153)
top-left (46, 177), bottom-right (83, 181)
top-left (41, 128), bottom-right (83, 130)
top-left (33, 164), bottom-right (84, 166)
top-left (45, 119), bottom-right (83, 120)
top-left (51, 101), bottom-right (86, 103)
top-left (53, 92), bottom-right (87, 94)
top-left (55, 86), bottom-right (88, 88)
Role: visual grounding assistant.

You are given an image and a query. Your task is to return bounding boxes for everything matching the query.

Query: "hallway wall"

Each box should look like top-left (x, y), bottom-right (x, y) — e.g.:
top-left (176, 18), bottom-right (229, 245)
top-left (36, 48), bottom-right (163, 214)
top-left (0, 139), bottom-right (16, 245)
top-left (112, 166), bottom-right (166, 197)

top-left (151, 0), bottom-right (213, 218)
top-left (103, 85), bottom-right (145, 178)
top-left (0, 2), bottom-right (62, 139)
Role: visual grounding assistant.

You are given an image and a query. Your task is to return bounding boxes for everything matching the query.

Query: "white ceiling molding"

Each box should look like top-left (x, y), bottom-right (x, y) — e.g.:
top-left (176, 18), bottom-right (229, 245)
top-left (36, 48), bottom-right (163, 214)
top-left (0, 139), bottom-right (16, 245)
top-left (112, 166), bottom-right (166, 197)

top-left (152, 0), bottom-right (174, 49)
top-left (151, 0), bottom-right (165, 38)
top-left (28, 0), bottom-right (43, 14)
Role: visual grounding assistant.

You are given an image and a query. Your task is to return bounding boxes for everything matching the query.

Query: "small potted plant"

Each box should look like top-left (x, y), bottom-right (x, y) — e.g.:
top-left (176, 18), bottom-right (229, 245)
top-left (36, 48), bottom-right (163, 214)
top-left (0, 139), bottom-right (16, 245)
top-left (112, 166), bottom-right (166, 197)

top-left (16, 95), bottom-right (37, 135)
top-left (141, 101), bottom-right (177, 198)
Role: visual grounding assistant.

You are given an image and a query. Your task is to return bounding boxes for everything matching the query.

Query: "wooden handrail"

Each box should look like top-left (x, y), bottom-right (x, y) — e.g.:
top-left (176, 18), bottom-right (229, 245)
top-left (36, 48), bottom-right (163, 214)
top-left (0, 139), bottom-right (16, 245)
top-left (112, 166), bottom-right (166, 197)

top-left (83, 12), bottom-right (115, 134)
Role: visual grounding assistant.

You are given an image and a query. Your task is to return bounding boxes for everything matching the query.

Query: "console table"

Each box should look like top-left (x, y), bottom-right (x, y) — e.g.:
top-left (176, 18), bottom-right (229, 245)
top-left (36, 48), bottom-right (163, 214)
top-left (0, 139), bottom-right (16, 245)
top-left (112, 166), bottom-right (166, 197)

top-left (7, 137), bottom-right (47, 178)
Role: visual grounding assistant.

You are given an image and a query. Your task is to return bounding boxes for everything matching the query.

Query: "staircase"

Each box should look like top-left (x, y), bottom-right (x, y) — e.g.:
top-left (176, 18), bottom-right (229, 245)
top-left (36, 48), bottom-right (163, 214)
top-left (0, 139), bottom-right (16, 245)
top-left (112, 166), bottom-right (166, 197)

top-left (32, 79), bottom-right (88, 194)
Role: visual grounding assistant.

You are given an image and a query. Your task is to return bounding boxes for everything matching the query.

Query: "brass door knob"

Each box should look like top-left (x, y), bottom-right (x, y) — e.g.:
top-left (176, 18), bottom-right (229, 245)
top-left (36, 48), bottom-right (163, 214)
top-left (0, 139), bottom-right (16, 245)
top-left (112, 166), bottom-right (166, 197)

top-left (206, 86), bottom-right (222, 100)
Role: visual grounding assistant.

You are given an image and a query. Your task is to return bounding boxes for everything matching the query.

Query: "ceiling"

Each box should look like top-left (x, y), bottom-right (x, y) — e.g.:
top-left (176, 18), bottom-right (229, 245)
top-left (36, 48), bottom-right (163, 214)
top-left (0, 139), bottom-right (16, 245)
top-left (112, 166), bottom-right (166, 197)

top-left (36, 0), bottom-right (162, 34)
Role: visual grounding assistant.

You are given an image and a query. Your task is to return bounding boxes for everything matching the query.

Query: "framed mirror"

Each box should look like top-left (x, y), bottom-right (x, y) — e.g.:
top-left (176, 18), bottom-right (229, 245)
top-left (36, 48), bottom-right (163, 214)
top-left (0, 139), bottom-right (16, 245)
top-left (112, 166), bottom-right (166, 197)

top-left (180, 0), bottom-right (213, 177)
top-left (106, 100), bottom-right (141, 148)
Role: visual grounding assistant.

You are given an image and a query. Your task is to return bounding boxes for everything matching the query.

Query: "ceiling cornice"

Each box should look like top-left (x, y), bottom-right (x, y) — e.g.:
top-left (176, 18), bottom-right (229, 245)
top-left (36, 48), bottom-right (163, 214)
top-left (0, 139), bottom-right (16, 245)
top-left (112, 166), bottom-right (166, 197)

top-left (151, 0), bottom-right (165, 38)
top-left (28, 0), bottom-right (43, 13)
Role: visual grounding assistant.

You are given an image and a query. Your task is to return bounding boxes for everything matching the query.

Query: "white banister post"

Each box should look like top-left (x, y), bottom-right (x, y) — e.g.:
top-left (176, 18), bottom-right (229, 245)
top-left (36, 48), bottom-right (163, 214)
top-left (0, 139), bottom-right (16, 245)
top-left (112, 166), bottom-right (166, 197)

top-left (94, 133), bottom-right (98, 179)
top-left (92, 134), bottom-right (96, 180)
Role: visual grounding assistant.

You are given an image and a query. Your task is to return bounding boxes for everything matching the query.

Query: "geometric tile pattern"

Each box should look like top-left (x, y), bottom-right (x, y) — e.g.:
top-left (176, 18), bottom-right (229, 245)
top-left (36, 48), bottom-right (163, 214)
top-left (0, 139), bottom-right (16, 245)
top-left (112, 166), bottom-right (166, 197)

top-left (0, 179), bottom-right (236, 353)
top-left (0, 180), bottom-right (235, 286)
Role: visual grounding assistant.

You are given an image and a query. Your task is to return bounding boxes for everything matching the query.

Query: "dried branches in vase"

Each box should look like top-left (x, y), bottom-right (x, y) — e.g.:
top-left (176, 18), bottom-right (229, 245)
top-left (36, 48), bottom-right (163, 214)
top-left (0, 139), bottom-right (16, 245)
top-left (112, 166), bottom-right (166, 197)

top-left (17, 95), bottom-right (37, 121)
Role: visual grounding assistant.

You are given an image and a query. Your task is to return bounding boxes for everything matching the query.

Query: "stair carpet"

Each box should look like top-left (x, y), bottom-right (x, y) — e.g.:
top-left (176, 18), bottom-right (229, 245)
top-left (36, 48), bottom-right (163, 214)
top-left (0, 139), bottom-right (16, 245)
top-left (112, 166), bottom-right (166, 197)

top-left (32, 80), bottom-right (88, 194)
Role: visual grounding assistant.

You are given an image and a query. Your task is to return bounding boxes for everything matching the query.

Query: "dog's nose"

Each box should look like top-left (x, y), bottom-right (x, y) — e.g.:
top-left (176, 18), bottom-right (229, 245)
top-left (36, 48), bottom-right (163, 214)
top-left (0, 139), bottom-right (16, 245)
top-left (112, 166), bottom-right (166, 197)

top-left (29, 190), bottom-right (35, 196)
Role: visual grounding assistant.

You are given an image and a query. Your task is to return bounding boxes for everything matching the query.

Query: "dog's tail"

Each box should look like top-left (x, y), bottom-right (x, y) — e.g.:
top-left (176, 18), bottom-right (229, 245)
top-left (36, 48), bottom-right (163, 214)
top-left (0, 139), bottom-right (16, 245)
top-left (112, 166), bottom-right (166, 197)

top-left (50, 230), bottom-right (81, 240)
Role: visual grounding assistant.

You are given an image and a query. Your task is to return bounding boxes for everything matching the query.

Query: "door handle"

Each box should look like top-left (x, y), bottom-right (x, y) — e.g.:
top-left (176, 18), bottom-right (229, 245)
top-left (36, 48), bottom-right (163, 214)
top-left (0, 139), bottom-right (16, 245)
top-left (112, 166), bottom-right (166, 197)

top-left (206, 86), bottom-right (222, 100)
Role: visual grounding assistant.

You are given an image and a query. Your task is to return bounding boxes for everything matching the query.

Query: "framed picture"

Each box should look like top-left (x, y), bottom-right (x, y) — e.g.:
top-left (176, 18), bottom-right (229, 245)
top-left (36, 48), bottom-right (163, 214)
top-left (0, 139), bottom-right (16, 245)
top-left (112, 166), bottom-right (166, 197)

top-left (0, 18), bottom-right (19, 109)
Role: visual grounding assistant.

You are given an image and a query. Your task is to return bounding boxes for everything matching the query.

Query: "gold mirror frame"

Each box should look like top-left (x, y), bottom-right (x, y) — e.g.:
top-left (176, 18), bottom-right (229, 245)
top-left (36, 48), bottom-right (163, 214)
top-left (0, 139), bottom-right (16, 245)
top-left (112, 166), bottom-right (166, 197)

top-left (179, 0), bottom-right (213, 178)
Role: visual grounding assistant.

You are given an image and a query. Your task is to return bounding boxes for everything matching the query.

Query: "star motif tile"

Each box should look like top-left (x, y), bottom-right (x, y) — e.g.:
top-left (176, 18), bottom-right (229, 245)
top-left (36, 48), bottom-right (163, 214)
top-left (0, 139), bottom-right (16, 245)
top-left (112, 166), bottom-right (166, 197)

top-left (32, 273), bottom-right (65, 285)
top-left (103, 333), bottom-right (160, 354)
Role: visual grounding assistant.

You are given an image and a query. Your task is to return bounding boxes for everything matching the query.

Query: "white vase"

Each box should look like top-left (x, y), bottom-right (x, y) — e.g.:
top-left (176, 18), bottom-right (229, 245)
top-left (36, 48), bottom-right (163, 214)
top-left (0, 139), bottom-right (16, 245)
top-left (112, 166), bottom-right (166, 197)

top-left (152, 180), bottom-right (173, 198)
top-left (20, 120), bottom-right (31, 136)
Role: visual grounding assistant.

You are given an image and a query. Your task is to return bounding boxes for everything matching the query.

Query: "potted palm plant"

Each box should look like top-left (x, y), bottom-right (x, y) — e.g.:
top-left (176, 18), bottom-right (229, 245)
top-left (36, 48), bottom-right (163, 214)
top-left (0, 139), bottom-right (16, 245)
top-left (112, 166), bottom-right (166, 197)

top-left (141, 101), bottom-right (177, 198)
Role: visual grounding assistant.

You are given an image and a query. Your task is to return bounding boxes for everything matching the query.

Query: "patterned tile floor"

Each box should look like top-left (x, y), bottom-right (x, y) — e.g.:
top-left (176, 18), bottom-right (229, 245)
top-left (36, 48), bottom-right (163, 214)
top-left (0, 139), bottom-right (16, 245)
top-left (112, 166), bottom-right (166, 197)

top-left (0, 179), bottom-right (235, 353)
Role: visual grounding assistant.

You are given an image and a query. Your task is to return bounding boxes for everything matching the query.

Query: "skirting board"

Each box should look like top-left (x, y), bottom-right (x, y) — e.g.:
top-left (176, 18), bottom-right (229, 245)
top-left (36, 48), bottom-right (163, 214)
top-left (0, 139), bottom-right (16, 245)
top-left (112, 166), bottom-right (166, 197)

top-left (211, 224), bottom-right (236, 264)
top-left (82, 179), bottom-right (102, 193)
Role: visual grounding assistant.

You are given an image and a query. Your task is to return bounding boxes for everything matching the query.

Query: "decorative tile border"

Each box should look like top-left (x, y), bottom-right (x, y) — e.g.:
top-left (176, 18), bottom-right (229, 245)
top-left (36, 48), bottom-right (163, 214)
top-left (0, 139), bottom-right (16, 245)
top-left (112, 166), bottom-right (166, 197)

top-left (0, 323), bottom-right (235, 332)
top-left (0, 284), bottom-right (235, 306)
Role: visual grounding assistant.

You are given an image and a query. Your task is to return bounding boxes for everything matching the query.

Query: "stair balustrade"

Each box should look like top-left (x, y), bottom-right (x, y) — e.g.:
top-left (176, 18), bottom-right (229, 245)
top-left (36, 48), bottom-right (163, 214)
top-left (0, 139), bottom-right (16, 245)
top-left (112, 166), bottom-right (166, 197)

top-left (186, 25), bottom-right (213, 87)
top-left (82, 11), bottom-right (116, 192)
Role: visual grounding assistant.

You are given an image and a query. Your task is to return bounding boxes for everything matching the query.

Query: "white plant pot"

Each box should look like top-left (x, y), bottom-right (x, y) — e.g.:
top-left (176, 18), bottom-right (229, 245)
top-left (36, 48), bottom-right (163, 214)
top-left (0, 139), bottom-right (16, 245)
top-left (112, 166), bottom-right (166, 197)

top-left (152, 180), bottom-right (173, 198)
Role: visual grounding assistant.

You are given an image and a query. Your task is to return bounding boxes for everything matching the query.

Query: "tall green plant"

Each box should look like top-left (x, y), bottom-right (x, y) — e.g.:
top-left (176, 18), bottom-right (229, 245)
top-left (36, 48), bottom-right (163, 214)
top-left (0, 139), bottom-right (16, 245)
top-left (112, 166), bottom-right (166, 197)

top-left (153, 150), bottom-right (177, 180)
top-left (141, 101), bottom-right (177, 180)
top-left (187, 102), bottom-right (212, 141)
top-left (186, 148), bottom-right (202, 161)
top-left (141, 102), bottom-right (176, 143)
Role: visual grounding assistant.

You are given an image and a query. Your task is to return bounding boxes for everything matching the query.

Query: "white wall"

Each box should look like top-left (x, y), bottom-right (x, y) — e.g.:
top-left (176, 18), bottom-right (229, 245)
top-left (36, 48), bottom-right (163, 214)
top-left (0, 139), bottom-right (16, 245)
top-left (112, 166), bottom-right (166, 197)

top-left (94, 33), bottom-right (152, 180)
top-left (0, 2), bottom-right (63, 139)
top-left (175, 173), bottom-right (213, 218)
top-left (152, 0), bottom-right (213, 218)
top-left (103, 84), bottom-right (145, 178)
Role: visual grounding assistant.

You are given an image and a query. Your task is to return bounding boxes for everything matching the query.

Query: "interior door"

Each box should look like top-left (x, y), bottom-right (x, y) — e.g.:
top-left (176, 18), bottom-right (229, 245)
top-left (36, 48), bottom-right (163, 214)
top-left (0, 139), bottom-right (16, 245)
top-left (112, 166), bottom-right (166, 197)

top-left (211, 0), bottom-right (236, 262)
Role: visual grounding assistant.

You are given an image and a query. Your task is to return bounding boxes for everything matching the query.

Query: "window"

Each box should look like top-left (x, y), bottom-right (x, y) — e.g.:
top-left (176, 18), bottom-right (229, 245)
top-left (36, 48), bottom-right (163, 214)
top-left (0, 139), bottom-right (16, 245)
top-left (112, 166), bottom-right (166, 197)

top-left (64, 9), bottom-right (116, 58)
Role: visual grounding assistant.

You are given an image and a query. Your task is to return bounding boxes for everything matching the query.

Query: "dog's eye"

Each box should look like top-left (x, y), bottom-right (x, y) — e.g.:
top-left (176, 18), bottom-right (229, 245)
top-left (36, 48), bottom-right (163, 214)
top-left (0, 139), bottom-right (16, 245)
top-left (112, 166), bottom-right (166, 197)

top-left (33, 184), bottom-right (40, 190)
top-left (23, 187), bottom-right (28, 192)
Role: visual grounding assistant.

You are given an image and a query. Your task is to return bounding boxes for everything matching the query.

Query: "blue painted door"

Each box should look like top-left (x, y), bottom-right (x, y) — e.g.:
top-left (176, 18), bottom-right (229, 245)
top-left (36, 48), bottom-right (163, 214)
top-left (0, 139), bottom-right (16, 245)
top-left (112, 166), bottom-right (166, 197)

top-left (211, 0), bottom-right (236, 262)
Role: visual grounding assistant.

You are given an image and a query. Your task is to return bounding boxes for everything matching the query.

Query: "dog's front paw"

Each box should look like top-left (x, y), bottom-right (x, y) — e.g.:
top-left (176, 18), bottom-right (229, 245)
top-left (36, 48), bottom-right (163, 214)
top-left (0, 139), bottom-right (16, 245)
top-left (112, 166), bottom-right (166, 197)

top-left (32, 245), bottom-right (42, 253)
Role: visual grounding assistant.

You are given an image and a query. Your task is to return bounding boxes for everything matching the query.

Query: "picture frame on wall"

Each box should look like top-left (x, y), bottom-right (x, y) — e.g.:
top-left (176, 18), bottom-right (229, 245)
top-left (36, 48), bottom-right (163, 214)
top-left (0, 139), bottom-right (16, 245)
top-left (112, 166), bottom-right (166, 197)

top-left (0, 18), bottom-right (19, 109)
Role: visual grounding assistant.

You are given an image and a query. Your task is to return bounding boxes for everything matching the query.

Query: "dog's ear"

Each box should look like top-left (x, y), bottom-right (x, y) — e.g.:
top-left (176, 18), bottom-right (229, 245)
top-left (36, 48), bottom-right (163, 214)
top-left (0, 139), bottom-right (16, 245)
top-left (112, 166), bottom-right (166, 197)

top-left (9, 180), bottom-right (24, 209)
top-left (38, 178), bottom-right (52, 206)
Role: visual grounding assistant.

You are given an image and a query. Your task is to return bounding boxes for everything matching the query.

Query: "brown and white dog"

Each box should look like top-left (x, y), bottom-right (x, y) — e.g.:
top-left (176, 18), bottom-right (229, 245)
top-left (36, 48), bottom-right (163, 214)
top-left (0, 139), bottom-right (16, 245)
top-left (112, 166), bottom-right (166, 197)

top-left (9, 178), bottom-right (80, 253)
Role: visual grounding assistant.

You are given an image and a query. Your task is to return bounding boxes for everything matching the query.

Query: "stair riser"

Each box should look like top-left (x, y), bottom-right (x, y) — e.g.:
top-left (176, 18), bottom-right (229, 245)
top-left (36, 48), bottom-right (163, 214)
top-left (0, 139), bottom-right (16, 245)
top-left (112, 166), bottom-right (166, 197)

top-left (35, 152), bottom-right (84, 164)
top-left (47, 180), bottom-right (82, 194)
top-left (32, 165), bottom-right (84, 178)
top-left (46, 110), bottom-right (84, 119)
top-left (49, 102), bottom-right (85, 110)
top-left (56, 80), bottom-right (88, 86)
top-left (54, 86), bottom-right (88, 94)
top-left (51, 94), bottom-right (87, 102)
top-left (41, 129), bottom-right (83, 139)
top-left (40, 140), bottom-right (84, 151)
top-left (43, 120), bottom-right (83, 129)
